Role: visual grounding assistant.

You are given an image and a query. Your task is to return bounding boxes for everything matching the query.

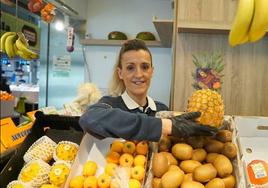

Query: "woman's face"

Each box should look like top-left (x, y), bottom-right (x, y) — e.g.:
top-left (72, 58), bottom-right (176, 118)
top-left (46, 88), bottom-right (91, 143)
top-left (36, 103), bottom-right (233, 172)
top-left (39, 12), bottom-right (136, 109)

top-left (117, 49), bottom-right (153, 99)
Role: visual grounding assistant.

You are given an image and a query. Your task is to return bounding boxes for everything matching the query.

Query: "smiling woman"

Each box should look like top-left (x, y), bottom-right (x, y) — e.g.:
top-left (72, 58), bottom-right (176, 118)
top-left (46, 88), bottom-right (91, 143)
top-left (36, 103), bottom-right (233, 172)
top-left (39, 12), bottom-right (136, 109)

top-left (79, 39), bottom-right (218, 142)
top-left (115, 42), bottom-right (153, 107)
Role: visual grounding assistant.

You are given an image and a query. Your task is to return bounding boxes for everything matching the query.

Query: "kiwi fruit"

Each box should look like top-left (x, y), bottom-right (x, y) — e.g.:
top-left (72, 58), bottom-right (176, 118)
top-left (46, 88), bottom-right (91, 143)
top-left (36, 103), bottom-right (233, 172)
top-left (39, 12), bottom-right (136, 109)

top-left (204, 139), bottom-right (224, 153)
top-left (205, 178), bottom-right (225, 188)
top-left (152, 152), bottom-right (169, 178)
top-left (221, 142), bottom-right (237, 159)
top-left (186, 136), bottom-right (205, 149)
top-left (158, 136), bottom-right (172, 152)
top-left (222, 175), bottom-right (236, 188)
top-left (213, 154), bottom-right (233, 178)
top-left (179, 160), bottom-right (202, 173)
top-left (161, 170), bottom-right (185, 188)
top-left (168, 165), bottom-right (182, 171)
top-left (172, 143), bottom-right (193, 160)
top-left (181, 181), bottom-right (205, 188)
top-left (192, 148), bottom-right (207, 162)
top-left (152, 177), bottom-right (163, 188)
top-left (160, 152), bottom-right (178, 165)
top-left (206, 153), bottom-right (219, 163)
top-left (216, 130), bottom-right (232, 142)
top-left (193, 163), bottom-right (217, 183)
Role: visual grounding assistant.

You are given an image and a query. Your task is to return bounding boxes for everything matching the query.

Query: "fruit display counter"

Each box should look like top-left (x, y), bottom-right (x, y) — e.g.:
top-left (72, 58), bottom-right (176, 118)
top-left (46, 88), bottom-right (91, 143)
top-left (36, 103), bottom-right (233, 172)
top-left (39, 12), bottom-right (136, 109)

top-left (1, 111), bottom-right (267, 188)
top-left (142, 115), bottom-right (241, 188)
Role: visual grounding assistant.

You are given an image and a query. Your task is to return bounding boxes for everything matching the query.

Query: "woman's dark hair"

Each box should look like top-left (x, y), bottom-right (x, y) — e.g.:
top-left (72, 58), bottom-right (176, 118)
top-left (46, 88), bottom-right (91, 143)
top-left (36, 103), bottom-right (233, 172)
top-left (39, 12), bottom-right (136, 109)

top-left (117, 39), bottom-right (152, 68)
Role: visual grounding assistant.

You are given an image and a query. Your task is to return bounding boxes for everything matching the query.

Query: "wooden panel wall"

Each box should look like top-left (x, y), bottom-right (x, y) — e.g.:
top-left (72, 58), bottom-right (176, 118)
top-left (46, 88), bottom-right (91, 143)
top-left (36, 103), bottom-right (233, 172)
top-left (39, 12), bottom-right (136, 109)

top-left (172, 0), bottom-right (268, 116)
top-left (177, 0), bottom-right (236, 24)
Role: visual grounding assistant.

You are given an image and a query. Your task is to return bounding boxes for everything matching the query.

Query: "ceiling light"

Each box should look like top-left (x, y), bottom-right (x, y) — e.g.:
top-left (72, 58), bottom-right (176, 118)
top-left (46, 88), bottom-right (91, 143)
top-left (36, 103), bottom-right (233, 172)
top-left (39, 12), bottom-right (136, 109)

top-left (55, 20), bottom-right (64, 31)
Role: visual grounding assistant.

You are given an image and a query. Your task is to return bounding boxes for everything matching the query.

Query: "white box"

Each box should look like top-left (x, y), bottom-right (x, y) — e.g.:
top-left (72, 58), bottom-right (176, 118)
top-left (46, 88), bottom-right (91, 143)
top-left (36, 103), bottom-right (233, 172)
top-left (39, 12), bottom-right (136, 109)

top-left (64, 134), bottom-right (151, 188)
top-left (234, 116), bottom-right (268, 188)
top-left (64, 134), bottom-right (114, 188)
top-left (234, 116), bottom-right (268, 137)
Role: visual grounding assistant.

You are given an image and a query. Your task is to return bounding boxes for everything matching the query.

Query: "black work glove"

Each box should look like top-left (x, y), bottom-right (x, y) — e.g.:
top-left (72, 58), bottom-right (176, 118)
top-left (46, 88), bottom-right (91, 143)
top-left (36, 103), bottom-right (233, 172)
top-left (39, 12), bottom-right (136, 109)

top-left (171, 112), bottom-right (218, 137)
top-left (35, 111), bottom-right (82, 131)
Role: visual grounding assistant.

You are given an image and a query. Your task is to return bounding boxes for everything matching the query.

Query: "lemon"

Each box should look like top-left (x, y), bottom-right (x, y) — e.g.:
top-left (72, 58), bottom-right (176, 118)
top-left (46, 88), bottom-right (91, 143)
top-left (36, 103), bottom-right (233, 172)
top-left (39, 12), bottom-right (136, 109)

top-left (69, 175), bottom-right (84, 188)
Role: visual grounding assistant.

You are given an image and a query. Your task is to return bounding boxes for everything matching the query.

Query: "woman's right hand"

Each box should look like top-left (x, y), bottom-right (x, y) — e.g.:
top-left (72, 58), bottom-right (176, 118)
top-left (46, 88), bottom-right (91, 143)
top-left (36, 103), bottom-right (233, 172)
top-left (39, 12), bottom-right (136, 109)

top-left (170, 112), bottom-right (218, 137)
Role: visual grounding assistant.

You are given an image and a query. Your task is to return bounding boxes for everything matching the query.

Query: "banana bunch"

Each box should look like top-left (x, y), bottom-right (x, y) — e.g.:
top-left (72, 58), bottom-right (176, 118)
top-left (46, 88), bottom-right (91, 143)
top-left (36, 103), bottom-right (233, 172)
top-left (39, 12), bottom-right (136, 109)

top-left (0, 31), bottom-right (39, 60)
top-left (248, 0), bottom-right (268, 42)
top-left (229, 0), bottom-right (268, 46)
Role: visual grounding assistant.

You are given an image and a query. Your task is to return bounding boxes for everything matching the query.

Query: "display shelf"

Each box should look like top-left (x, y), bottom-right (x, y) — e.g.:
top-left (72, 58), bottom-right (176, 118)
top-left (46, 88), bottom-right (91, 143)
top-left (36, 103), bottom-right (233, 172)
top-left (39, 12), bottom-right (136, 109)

top-left (80, 39), bottom-right (163, 47)
top-left (153, 19), bottom-right (173, 47)
top-left (177, 22), bottom-right (230, 34)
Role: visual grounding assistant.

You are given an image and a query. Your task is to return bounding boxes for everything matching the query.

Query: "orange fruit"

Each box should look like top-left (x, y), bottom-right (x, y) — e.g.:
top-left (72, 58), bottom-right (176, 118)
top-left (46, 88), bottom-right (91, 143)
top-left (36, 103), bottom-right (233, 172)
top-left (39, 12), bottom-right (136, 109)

top-left (136, 141), bottom-right (149, 155)
top-left (119, 153), bottom-right (134, 167)
top-left (84, 176), bottom-right (98, 188)
top-left (106, 151), bottom-right (120, 164)
top-left (131, 166), bottom-right (145, 181)
top-left (110, 140), bottom-right (124, 153)
top-left (104, 163), bottom-right (118, 176)
top-left (122, 141), bottom-right (136, 154)
top-left (129, 178), bottom-right (141, 188)
top-left (134, 155), bottom-right (146, 167)
top-left (97, 173), bottom-right (111, 188)
top-left (83, 161), bottom-right (98, 176)
top-left (69, 175), bottom-right (84, 188)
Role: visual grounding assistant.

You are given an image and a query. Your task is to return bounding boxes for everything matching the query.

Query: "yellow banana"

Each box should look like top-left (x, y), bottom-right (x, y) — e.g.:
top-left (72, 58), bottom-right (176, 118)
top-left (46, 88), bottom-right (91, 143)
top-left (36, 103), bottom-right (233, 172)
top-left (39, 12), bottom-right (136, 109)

top-left (228, 0), bottom-right (255, 46)
top-left (5, 34), bottom-right (18, 58)
top-left (13, 43), bottom-right (19, 56)
top-left (17, 32), bottom-right (29, 48)
top-left (16, 50), bottom-right (32, 60)
top-left (15, 37), bottom-right (38, 59)
top-left (1, 31), bottom-right (16, 52)
top-left (249, 0), bottom-right (268, 42)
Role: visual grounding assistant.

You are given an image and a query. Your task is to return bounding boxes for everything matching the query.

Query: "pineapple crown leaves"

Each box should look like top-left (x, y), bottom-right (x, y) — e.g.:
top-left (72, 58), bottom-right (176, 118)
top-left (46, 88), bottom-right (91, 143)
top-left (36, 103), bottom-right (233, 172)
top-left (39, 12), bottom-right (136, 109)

top-left (191, 51), bottom-right (225, 92)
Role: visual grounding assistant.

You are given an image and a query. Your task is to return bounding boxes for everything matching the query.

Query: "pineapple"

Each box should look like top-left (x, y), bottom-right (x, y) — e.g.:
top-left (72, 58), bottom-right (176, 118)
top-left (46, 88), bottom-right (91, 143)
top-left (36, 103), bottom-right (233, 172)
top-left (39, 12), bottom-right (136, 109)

top-left (188, 52), bottom-right (225, 128)
top-left (187, 89), bottom-right (224, 127)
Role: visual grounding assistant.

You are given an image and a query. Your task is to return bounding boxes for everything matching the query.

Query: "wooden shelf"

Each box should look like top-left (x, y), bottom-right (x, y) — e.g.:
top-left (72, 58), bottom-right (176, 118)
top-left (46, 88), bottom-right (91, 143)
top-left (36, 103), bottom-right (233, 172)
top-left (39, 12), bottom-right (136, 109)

top-left (80, 39), bottom-right (163, 47)
top-left (177, 22), bottom-right (230, 34)
top-left (153, 19), bottom-right (173, 47)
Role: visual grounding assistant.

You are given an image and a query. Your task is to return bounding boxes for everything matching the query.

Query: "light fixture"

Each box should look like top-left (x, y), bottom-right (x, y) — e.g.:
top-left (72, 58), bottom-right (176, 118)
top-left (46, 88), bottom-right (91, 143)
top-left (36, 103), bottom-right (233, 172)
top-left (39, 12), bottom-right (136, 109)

top-left (55, 20), bottom-right (64, 31)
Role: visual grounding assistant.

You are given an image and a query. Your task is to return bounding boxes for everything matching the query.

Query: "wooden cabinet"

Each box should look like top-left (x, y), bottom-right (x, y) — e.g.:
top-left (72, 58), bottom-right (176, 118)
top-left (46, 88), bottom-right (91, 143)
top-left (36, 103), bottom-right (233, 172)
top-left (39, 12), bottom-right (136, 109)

top-left (171, 0), bottom-right (268, 116)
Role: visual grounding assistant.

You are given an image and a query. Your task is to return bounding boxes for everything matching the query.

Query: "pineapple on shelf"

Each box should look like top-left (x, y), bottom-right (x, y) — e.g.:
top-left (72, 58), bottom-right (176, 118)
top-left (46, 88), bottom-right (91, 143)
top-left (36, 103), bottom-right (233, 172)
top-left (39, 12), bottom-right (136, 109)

top-left (187, 51), bottom-right (225, 128)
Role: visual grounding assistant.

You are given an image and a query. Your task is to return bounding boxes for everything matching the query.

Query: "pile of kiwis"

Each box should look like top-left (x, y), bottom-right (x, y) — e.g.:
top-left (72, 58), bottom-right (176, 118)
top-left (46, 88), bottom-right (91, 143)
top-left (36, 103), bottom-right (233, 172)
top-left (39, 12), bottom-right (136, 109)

top-left (151, 129), bottom-right (237, 188)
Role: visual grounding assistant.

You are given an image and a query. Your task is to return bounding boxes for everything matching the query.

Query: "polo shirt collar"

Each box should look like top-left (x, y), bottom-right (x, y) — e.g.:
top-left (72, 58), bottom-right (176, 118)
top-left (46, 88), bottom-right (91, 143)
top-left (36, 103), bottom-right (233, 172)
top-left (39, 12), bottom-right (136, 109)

top-left (121, 90), bottom-right (157, 111)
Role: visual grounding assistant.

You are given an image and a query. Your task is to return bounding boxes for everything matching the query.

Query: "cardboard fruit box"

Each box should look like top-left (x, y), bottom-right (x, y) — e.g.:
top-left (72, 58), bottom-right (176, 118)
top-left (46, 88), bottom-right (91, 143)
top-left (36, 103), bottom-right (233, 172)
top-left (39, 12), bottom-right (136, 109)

top-left (64, 134), bottom-right (151, 188)
top-left (144, 115), bottom-right (247, 188)
top-left (0, 111), bottom-right (83, 188)
top-left (234, 116), bottom-right (268, 188)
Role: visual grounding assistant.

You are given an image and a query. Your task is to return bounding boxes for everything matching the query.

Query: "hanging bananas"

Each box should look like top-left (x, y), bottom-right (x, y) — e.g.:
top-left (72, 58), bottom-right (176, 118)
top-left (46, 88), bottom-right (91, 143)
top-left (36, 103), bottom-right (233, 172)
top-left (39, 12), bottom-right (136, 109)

top-left (0, 31), bottom-right (39, 60)
top-left (1, 31), bottom-right (16, 53)
top-left (16, 32), bottom-right (39, 59)
top-left (4, 33), bottom-right (18, 58)
top-left (228, 0), bottom-right (255, 46)
top-left (248, 0), bottom-right (268, 42)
